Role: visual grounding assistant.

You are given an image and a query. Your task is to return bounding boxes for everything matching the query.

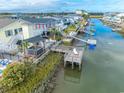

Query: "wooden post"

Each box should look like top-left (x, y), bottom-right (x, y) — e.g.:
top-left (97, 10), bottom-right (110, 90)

top-left (79, 63), bottom-right (81, 71)
top-left (17, 55), bottom-right (19, 61)
top-left (64, 61), bottom-right (66, 68)
top-left (72, 57), bottom-right (74, 69)
top-left (10, 54), bottom-right (12, 60)
top-left (2, 53), bottom-right (4, 59)
top-left (72, 62), bottom-right (74, 69)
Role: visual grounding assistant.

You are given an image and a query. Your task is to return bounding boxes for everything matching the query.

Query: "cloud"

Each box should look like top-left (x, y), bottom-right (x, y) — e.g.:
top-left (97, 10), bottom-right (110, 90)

top-left (0, 0), bottom-right (124, 12)
top-left (0, 0), bottom-right (59, 10)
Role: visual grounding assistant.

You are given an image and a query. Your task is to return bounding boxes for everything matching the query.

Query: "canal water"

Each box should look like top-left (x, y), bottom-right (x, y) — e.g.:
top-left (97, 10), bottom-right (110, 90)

top-left (53, 19), bottom-right (124, 93)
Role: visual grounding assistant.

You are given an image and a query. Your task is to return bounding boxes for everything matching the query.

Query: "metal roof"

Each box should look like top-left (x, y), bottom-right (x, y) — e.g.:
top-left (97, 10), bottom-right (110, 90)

top-left (0, 17), bottom-right (56, 29)
top-left (26, 35), bottom-right (45, 43)
top-left (0, 18), bottom-right (17, 28)
top-left (22, 17), bottom-right (56, 24)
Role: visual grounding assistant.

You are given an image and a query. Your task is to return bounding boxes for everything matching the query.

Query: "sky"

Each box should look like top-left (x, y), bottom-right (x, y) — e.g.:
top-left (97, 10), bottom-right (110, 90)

top-left (0, 0), bottom-right (124, 12)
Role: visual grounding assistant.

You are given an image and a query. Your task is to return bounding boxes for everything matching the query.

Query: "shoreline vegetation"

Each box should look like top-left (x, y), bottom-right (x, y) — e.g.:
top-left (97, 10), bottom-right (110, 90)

top-left (102, 20), bottom-right (124, 36)
top-left (90, 15), bottom-right (103, 18)
top-left (0, 52), bottom-right (63, 93)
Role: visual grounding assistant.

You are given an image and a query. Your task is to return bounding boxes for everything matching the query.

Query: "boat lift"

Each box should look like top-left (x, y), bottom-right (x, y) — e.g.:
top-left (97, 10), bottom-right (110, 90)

top-left (69, 35), bottom-right (97, 45)
top-left (60, 30), bottom-right (97, 45)
top-left (80, 28), bottom-right (95, 36)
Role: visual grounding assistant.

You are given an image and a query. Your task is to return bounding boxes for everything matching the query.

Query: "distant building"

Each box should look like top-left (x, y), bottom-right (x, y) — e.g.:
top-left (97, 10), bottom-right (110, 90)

top-left (75, 10), bottom-right (88, 15)
top-left (76, 10), bottom-right (83, 15)
top-left (103, 13), bottom-right (123, 23)
top-left (116, 13), bottom-right (124, 18)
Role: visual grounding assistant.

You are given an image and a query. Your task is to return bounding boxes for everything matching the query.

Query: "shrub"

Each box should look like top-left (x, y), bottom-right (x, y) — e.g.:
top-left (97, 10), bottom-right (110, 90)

top-left (1, 62), bottom-right (32, 89)
top-left (55, 36), bottom-right (62, 41)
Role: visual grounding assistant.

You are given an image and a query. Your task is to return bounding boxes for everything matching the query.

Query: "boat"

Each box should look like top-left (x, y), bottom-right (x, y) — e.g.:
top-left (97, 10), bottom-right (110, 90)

top-left (112, 28), bottom-right (122, 32)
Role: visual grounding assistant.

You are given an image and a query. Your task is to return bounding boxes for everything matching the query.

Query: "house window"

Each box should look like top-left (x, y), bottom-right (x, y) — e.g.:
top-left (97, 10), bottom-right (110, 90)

top-left (34, 24), bottom-right (41, 30)
top-left (42, 24), bottom-right (45, 30)
top-left (14, 28), bottom-right (22, 35)
top-left (18, 28), bottom-right (22, 32)
top-left (38, 24), bottom-right (40, 29)
top-left (14, 29), bottom-right (18, 35)
top-left (5, 30), bottom-right (13, 37)
top-left (34, 24), bottom-right (38, 29)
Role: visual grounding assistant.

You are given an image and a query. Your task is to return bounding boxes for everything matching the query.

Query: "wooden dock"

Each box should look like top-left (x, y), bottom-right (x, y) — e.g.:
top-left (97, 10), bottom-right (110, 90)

top-left (51, 45), bottom-right (84, 70)
top-left (51, 45), bottom-right (72, 53)
top-left (64, 48), bottom-right (84, 70)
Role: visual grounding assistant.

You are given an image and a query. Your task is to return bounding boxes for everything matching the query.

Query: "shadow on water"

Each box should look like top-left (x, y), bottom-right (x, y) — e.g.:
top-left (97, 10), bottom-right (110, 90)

top-left (64, 67), bottom-right (82, 84)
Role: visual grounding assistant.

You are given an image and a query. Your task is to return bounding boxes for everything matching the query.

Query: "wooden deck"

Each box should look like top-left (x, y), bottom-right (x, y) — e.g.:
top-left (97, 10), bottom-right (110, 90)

top-left (51, 45), bottom-right (84, 70)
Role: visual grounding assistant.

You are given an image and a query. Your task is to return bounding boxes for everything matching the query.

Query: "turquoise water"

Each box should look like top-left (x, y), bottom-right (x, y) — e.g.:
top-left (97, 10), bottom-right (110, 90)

top-left (53, 19), bottom-right (124, 93)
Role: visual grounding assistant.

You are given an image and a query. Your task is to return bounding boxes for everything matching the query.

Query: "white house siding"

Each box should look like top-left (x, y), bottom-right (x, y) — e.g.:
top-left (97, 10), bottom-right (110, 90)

top-left (27, 23), bottom-right (47, 38)
top-left (21, 24), bottom-right (30, 39)
top-left (0, 21), bottom-right (23, 44)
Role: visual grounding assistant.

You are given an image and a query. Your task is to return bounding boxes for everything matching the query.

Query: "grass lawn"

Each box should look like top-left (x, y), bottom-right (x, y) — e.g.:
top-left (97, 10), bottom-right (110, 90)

top-left (63, 40), bottom-right (72, 46)
top-left (64, 25), bottom-right (77, 34)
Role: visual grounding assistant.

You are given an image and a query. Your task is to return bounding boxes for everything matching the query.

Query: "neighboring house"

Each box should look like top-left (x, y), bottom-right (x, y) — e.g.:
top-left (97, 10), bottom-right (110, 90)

top-left (66, 14), bottom-right (82, 23)
top-left (55, 15), bottom-right (81, 31)
top-left (54, 17), bottom-right (68, 31)
top-left (22, 17), bottom-right (57, 37)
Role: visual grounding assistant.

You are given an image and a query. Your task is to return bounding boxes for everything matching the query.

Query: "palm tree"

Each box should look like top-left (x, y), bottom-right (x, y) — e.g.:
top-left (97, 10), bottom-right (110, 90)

top-left (121, 16), bottom-right (124, 23)
top-left (82, 13), bottom-right (89, 21)
top-left (50, 28), bottom-right (58, 40)
top-left (19, 41), bottom-right (30, 55)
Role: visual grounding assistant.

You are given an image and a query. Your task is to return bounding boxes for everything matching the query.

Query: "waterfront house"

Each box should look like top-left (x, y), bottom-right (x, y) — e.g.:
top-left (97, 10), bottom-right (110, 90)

top-left (0, 18), bottom-right (24, 44)
top-left (0, 17), bottom-right (56, 42)
top-left (0, 17), bottom-right (57, 53)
